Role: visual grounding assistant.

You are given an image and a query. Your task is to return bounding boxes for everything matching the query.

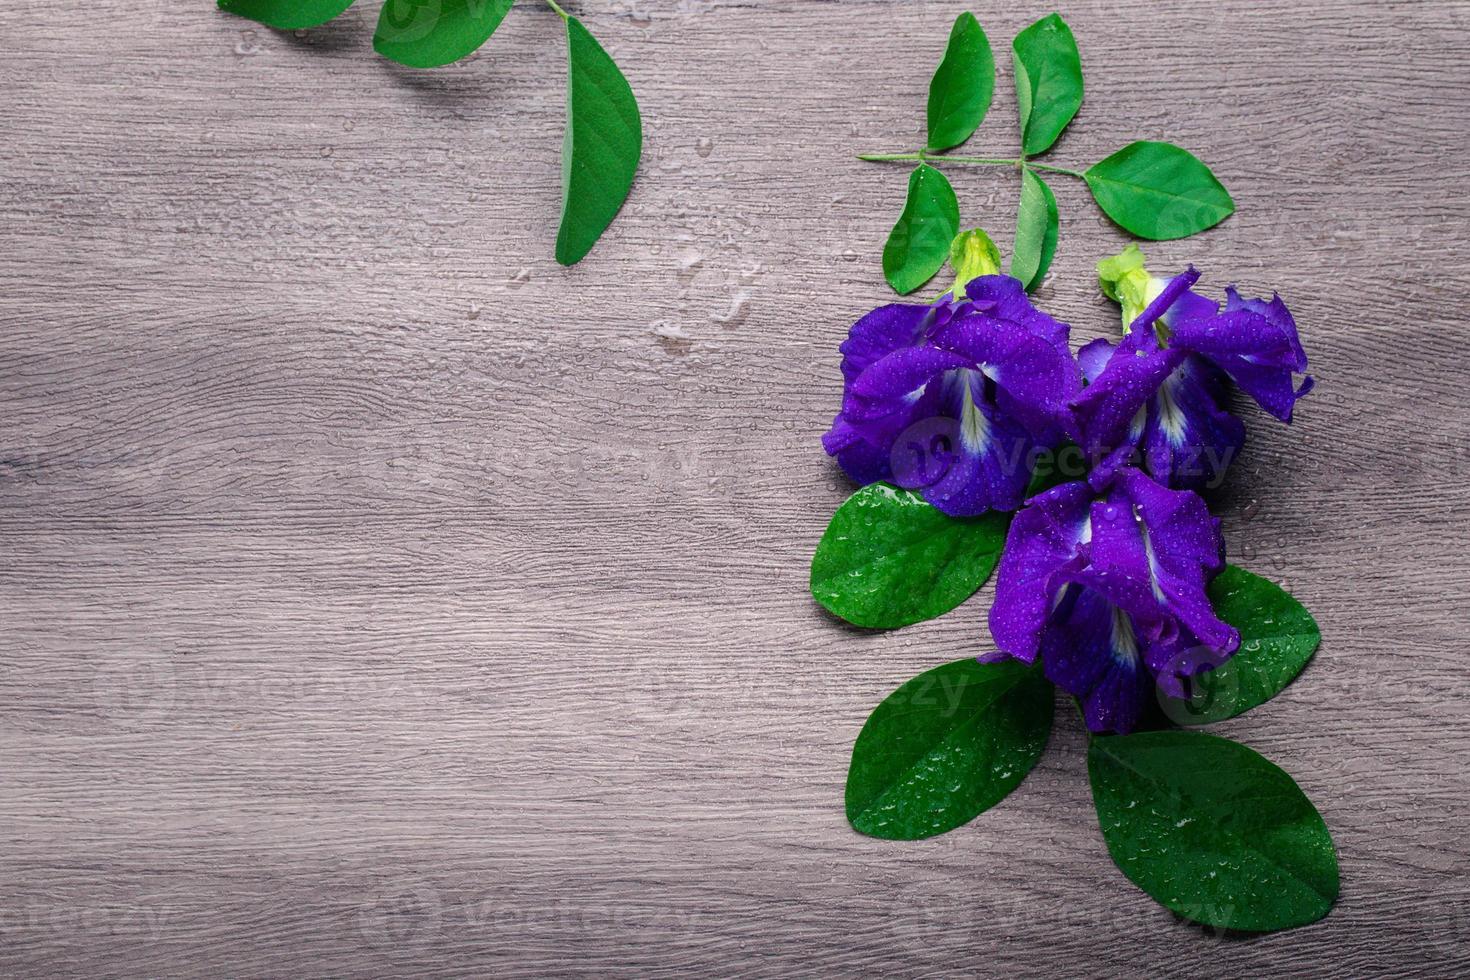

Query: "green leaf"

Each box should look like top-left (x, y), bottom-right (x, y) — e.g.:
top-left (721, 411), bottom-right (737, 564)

top-left (926, 13), bottom-right (995, 152)
top-left (811, 483), bottom-right (1008, 629)
top-left (1084, 141), bottom-right (1234, 240)
top-left (217, 0), bottom-right (356, 30)
top-left (1011, 13), bottom-right (1083, 156)
top-left (1089, 731), bottom-right (1339, 932)
top-left (1011, 167), bottom-right (1058, 291)
top-left (374, 0), bottom-right (514, 68)
top-left (555, 16), bottom-right (643, 266)
top-left (848, 659), bottom-right (1053, 840)
top-left (883, 165), bottom-right (961, 295)
top-left (1158, 565), bottom-right (1321, 725)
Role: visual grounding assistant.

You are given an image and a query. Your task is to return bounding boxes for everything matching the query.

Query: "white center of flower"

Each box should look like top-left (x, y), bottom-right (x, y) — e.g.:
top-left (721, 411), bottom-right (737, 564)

top-left (1134, 504), bottom-right (1167, 602)
top-left (1156, 366), bottom-right (1190, 447)
top-left (1128, 404), bottom-right (1147, 440)
top-left (956, 368), bottom-right (990, 454)
top-left (1109, 605), bottom-right (1140, 668)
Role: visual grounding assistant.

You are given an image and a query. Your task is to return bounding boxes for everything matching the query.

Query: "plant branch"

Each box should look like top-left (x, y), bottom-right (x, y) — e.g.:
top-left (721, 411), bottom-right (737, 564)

top-left (858, 151), bottom-right (1019, 167)
top-left (1025, 161), bottom-right (1086, 179)
top-left (858, 150), bottom-right (1086, 180)
top-left (544, 0), bottom-right (571, 20)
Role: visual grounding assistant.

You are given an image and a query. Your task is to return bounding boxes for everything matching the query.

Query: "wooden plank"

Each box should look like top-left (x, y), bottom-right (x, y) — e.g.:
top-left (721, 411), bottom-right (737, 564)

top-left (2, 0), bottom-right (1468, 974)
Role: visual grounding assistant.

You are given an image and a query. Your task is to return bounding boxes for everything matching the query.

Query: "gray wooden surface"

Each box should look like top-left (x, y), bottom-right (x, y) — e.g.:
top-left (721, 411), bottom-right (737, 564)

top-left (3, 0), bottom-right (1469, 975)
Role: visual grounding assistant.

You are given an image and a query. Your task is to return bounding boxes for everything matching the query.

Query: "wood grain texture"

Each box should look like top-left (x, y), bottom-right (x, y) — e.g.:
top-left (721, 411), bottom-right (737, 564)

top-left (3, 0), bottom-right (1469, 975)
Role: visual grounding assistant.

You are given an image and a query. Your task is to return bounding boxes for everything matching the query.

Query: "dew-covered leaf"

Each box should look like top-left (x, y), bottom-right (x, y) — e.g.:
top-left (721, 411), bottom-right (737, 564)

top-left (217, 0), bottom-right (357, 30)
top-left (847, 658), bottom-right (1053, 840)
top-left (556, 16), bottom-right (642, 266)
top-left (374, 0), bottom-right (514, 68)
top-left (1084, 141), bottom-right (1234, 240)
top-left (883, 164), bottom-right (960, 295)
top-left (1089, 730), bottom-right (1339, 932)
top-left (1011, 167), bottom-right (1058, 291)
top-left (1011, 13), bottom-right (1083, 156)
top-left (811, 483), bottom-right (1008, 629)
top-left (926, 12), bottom-right (995, 152)
top-left (1157, 565), bottom-right (1320, 725)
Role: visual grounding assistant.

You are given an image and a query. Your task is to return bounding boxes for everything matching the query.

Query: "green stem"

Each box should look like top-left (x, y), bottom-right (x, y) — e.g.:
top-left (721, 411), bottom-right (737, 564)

top-left (857, 151), bottom-right (1086, 180)
top-left (857, 151), bottom-right (1019, 166)
top-left (1025, 161), bottom-right (1086, 179)
top-left (544, 0), bottom-right (571, 20)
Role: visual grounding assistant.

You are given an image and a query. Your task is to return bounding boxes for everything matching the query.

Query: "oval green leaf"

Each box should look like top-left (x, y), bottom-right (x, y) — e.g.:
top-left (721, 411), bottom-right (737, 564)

top-left (811, 483), bottom-right (1008, 629)
top-left (1011, 167), bottom-right (1058, 292)
top-left (1089, 730), bottom-right (1338, 931)
top-left (1084, 141), bottom-right (1234, 240)
top-left (848, 658), bottom-right (1053, 840)
top-left (217, 0), bottom-right (357, 30)
top-left (926, 12), bottom-right (995, 152)
top-left (1158, 565), bottom-right (1321, 725)
top-left (1011, 13), bottom-right (1083, 156)
top-left (883, 165), bottom-right (960, 295)
top-left (374, 0), bottom-right (514, 69)
top-left (555, 16), bottom-right (643, 266)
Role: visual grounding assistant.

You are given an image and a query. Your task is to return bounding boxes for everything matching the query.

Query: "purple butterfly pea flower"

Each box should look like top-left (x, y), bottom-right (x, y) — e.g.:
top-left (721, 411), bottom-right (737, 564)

top-left (1072, 252), bottom-right (1313, 491)
top-left (822, 275), bottom-right (1082, 517)
top-left (987, 467), bottom-right (1239, 734)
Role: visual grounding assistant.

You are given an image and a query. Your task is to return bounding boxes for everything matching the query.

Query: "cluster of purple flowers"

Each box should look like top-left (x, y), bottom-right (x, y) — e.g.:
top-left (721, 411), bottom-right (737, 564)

top-left (824, 244), bottom-right (1312, 733)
